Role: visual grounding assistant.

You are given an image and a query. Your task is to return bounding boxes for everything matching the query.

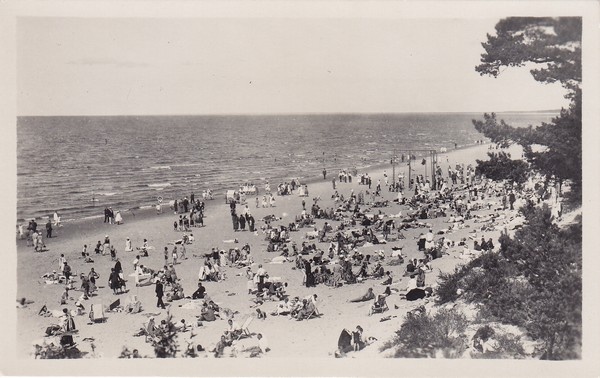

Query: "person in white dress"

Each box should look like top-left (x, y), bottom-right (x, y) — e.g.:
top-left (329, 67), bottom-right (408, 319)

top-left (53, 211), bottom-right (61, 227)
top-left (125, 238), bottom-right (133, 252)
top-left (115, 211), bottom-right (123, 225)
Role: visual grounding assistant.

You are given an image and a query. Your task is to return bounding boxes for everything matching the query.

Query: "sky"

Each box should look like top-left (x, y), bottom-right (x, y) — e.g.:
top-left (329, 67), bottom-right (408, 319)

top-left (17, 17), bottom-right (570, 116)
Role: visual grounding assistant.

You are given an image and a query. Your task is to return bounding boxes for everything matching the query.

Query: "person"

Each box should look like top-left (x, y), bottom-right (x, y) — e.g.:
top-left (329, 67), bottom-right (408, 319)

top-left (141, 239), bottom-right (149, 256)
top-left (45, 219), bottom-right (53, 238)
top-left (80, 273), bottom-right (91, 298)
top-left (125, 238), bottom-right (133, 252)
top-left (61, 308), bottom-right (76, 332)
top-left (88, 268), bottom-right (99, 292)
top-left (214, 335), bottom-right (227, 358)
top-left (227, 319), bottom-right (242, 338)
top-left (192, 282), bottom-right (206, 299)
top-left (257, 333), bottom-right (270, 353)
top-left (256, 308), bottom-right (267, 320)
top-left (172, 246), bottom-right (178, 265)
top-left (322, 168), bottom-right (327, 180)
top-left (416, 267), bottom-right (426, 288)
top-left (256, 264), bottom-right (267, 292)
top-left (115, 210), bottom-right (123, 225)
top-left (352, 326), bottom-right (365, 351)
top-left (63, 262), bottom-right (72, 282)
top-left (131, 349), bottom-right (142, 358)
top-left (155, 280), bottom-right (166, 309)
top-left (58, 253), bottom-right (66, 271)
top-left (349, 288), bottom-right (375, 303)
top-left (109, 268), bottom-right (121, 295)
top-left (53, 211), bottom-right (61, 227)
top-left (114, 258), bottom-right (123, 275)
top-left (381, 271), bottom-right (393, 286)
top-left (509, 190), bottom-right (516, 210)
top-left (132, 255), bottom-right (140, 271)
top-left (198, 302), bottom-right (216, 322)
top-left (60, 287), bottom-right (70, 305)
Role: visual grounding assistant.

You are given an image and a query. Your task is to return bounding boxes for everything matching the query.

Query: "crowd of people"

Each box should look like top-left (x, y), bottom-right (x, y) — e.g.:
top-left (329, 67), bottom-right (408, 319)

top-left (21, 145), bottom-right (568, 359)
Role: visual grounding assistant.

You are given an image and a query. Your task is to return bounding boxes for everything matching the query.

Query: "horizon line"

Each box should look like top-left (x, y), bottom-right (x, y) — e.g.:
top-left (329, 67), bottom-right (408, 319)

top-left (17, 109), bottom-right (561, 118)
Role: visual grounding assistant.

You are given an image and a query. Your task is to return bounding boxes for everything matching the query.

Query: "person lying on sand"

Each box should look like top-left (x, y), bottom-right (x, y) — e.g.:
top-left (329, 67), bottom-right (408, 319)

top-left (348, 287), bottom-right (375, 303)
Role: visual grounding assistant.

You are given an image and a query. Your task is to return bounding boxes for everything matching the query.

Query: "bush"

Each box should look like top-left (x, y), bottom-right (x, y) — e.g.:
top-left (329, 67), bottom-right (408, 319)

top-left (150, 312), bottom-right (180, 358)
top-left (388, 308), bottom-right (468, 358)
top-left (435, 205), bottom-right (582, 360)
top-left (471, 330), bottom-right (527, 359)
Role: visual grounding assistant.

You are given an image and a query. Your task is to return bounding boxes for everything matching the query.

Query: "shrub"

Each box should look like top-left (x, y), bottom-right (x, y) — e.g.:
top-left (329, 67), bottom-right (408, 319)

top-left (389, 308), bottom-right (468, 358)
top-left (434, 205), bottom-right (582, 360)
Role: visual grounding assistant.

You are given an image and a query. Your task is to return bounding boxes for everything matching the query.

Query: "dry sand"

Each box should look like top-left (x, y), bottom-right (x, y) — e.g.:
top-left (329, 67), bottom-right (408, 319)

top-left (16, 143), bottom-right (513, 359)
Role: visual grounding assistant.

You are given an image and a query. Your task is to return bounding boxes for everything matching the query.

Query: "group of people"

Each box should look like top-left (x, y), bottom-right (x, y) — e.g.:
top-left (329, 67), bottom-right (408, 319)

top-left (103, 207), bottom-right (124, 225)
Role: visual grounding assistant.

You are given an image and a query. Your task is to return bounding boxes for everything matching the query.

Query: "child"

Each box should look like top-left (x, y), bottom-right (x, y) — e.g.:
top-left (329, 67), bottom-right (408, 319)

top-left (256, 308), bottom-right (267, 320)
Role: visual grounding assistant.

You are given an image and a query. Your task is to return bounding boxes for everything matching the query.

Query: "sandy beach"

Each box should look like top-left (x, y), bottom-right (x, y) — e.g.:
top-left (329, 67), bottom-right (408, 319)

top-left (16, 142), bottom-right (520, 359)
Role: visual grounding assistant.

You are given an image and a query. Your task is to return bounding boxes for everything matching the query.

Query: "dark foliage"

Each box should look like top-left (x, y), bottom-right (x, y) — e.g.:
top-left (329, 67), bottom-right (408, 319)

top-left (475, 151), bottom-right (529, 185)
top-left (436, 205), bottom-right (582, 359)
top-left (150, 313), bottom-right (179, 358)
top-left (473, 17), bottom-right (582, 205)
top-left (386, 308), bottom-right (469, 358)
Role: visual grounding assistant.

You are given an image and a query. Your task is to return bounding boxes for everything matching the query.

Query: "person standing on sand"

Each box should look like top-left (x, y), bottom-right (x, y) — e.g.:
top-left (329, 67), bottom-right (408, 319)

top-left (88, 268), bottom-right (99, 292)
top-left (104, 207), bottom-right (110, 223)
top-left (125, 238), bottom-right (133, 252)
top-left (323, 168), bottom-right (327, 180)
top-left (45, 219), bottom-right (53, 238)
top-left (53, 211), bottom-right (61, 227)
top-left (239, 214), bottom-right (246, 231)
top-left (255, 197), bottom-right (259, 208)
top-left (332, 177), bottom-right (336, 190)
top-left (59, 254), bottom-right (67, 273)
top-left (172, 246), bottom-right (178, 265)
top-left (232, 213), bottom-right (239, 231)
top-left (155, 280), bottom-right (166, 309)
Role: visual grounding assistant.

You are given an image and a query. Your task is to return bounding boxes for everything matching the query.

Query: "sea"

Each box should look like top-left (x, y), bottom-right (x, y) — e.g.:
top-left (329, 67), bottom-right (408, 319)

top-left (17, 112), bottom-right (556, 222)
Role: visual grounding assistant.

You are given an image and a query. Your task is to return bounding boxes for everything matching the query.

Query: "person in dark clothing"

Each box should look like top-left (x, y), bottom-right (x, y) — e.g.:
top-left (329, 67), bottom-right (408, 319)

top-left (322, 169), bottom-right (327, 180)
top-left (63, 262), bottom-right (72, 281)
top-left (104, 207), bottom-right (111, 223)
top-left (247, 215), bottom-right (255, 232)
top-left (109, 268), bottom-right (121, 294)
top-left (509, 191), bottom-right (516, 210)
top-left (304, 260), bottom-right (314, 287)
top-left (155, 281), bottom-right (166, 309)
top-left (114, 259), bottom-right (122, 274)
top-left (192, 282), bottom-right (206, 299)
top-left (239, 214), bottom-right (246, 231)
top-left (232, 213), bottom-right (239, 231)
top-left (46, 220), bottom-right (53, 238)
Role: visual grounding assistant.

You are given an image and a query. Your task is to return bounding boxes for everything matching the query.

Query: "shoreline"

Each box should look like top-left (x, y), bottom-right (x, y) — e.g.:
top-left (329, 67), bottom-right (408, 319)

top-left (16, 142), bottom-right (486, 225)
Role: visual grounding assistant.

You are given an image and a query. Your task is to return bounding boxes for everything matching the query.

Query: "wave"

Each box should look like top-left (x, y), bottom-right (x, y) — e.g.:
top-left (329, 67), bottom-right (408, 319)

top-left (148, 183), bottom-right (172, 188)
top-left (98, 192), bottom-right (118, 196)
top-left (150, 166), bottom-right (172, 170)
